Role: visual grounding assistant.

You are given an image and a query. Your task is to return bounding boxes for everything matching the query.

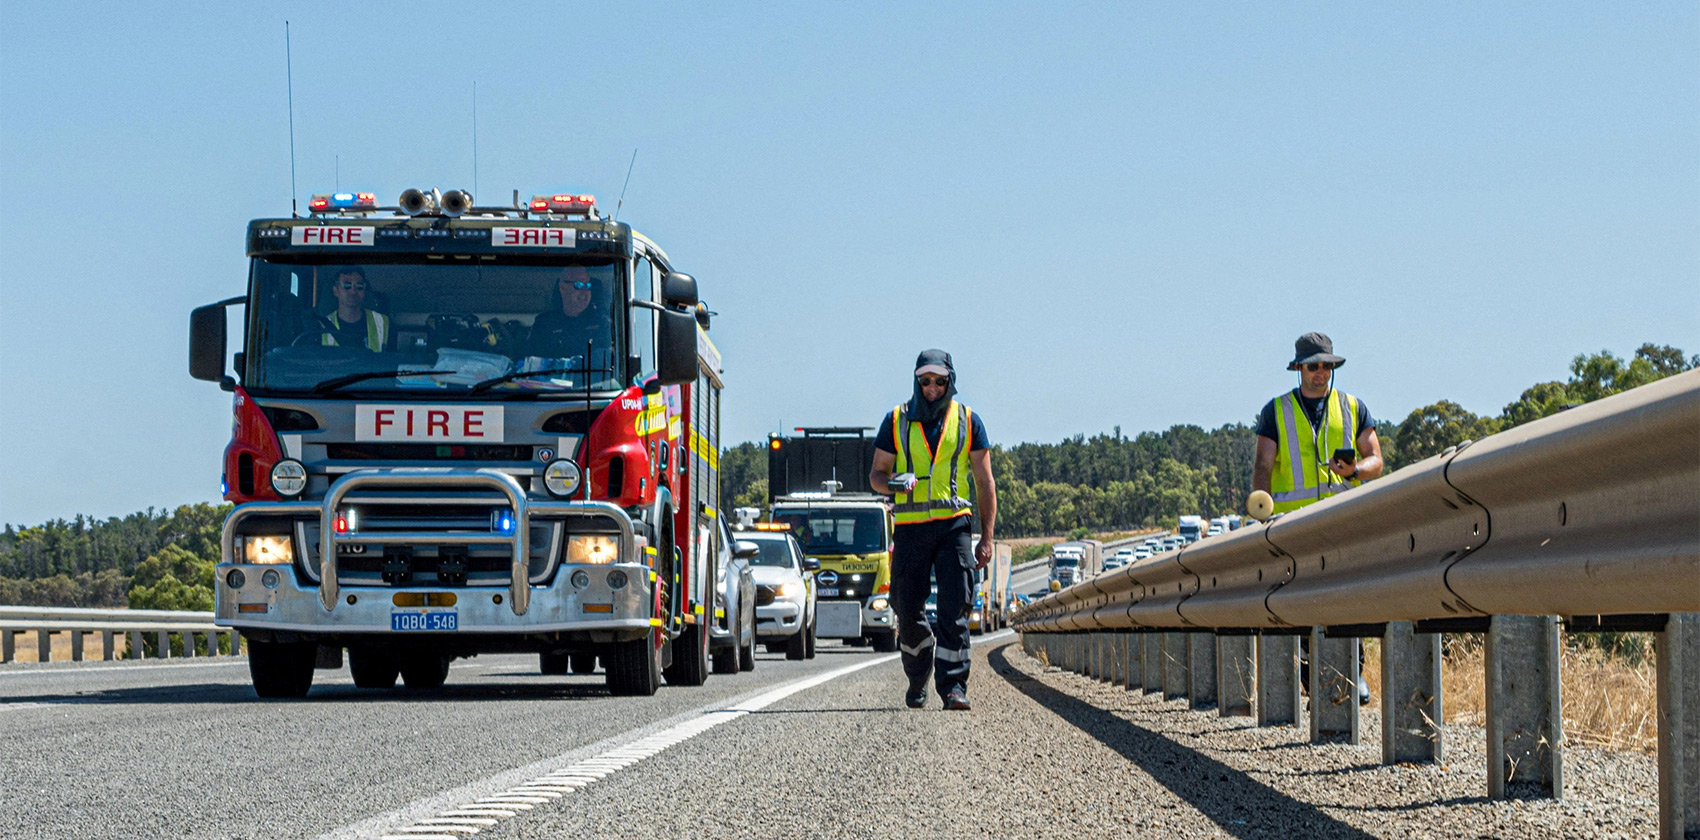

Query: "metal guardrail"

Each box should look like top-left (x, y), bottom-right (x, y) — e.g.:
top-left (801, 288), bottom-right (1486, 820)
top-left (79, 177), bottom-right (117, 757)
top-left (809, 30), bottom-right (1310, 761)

top-left (0, 606), bottom-right (240, 664)
top-left (1011, 370), bottom-right (1700, 839)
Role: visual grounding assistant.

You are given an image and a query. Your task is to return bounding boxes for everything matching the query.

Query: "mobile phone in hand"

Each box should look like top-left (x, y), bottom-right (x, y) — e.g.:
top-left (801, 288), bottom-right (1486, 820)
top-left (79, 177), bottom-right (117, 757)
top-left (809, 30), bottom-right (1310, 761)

top-left (1332, 447), bottom-right (1356, 465)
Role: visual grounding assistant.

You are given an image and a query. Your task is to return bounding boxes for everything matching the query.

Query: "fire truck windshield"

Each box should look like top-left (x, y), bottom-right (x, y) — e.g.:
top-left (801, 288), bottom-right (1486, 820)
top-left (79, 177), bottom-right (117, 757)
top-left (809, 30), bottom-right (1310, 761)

top-left (243, 258), bottom-right (627, 395)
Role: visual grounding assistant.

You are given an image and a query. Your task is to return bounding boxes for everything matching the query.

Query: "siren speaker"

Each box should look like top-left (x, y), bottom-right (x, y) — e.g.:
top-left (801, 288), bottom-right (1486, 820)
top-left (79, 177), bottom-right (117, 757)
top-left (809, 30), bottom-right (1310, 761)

top-left (399, 188), bottom-right (439, 216)
top-left (440, 190), bottom-right (473, 217)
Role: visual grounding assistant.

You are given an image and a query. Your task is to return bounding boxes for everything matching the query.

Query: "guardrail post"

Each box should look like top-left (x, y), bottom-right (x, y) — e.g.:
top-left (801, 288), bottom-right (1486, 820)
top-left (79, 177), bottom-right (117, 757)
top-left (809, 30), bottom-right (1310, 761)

top-left (1381, 620), bottom-right (1443, 764)
top-left (70, 630), bottom-right (84, 662)
top-left (156, 630), bottom-right (170, 659)
top-left (1143, 633), bottom-right (1163, 693)
top-left (1162, 632), bottom-right (1188, 700)
top-left (1217, 634), bottom-right (1255, 717)
top-left (128, 630), bottom-right (143, 660)
top-left (37, 630), bottom-right (52, 663)
top-left (1188, 632), bottom-right (1217, 709)
top-left (102, 630), bottom-right (115, 661)
top-left (2, 630), bottom-right (13, 663)
top-left (229, 630), bottom-right (243, 656)
top-left (1486, 614), bottom-right (1562, 799)
top-left (183, 632), bottom-right (197, 659)
top-left (1309, 627), bottom-right (1360, 744)
top-left (1257, 634), bottom-right (1301, 726)
top-left (1658, 613), bottom-right (1699, 839)
top-left (1092, 633), bottom-right (1104, 680)
top-left (1119, 633), bottom-right (1134, 689)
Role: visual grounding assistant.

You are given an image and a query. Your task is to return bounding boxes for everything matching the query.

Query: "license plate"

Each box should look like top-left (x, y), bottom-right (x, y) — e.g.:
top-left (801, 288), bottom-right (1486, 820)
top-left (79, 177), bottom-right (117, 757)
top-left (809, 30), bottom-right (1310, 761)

top-left (818, 587), bottom-right (839, 597)
top-left (391, 610), bottom-right (458, 632)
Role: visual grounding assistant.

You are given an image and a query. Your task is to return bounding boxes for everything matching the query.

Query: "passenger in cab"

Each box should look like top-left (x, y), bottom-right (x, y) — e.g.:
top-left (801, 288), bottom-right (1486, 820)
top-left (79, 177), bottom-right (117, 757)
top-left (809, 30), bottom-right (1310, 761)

top-left (527, 265), bottom-right (614, 362)
top-left (321, 266), bottom-right (390, 352)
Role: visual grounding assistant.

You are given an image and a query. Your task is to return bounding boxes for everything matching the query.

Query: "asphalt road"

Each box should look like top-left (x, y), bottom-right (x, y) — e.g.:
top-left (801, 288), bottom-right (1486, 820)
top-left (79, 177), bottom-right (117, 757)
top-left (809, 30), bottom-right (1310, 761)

top-left (5, 627), bottom-right (1654, 839)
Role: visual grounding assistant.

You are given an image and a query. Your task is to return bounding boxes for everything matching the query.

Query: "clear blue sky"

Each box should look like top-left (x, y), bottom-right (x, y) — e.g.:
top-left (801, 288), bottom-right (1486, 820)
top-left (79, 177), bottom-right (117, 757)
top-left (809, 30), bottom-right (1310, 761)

top-left (2, 2), bottom-right (1695, 526)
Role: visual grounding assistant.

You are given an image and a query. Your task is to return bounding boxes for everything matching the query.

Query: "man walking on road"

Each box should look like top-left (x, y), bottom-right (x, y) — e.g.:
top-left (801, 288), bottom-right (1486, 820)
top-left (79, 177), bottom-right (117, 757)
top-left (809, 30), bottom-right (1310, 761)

top-left (870, 350), bottom-right (996, 711)
top-left (1252, 332), bottom-right (1384, 704)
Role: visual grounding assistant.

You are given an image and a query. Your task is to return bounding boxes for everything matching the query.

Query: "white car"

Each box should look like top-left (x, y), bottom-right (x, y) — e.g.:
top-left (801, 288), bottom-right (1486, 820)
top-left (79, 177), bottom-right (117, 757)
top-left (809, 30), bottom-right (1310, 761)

top-left (1207, 525), bottom-right (1224, 537)
top-left (1133, 548), bottom-right (1152, 560)
top-left (738, 532), bottom-right (818, 660)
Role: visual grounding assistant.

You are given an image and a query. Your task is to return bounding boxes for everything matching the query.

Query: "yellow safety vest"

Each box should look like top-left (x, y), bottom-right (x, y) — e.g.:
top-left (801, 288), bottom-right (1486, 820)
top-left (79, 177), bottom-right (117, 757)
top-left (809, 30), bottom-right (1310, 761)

top-left (890, 400), bottom-right (975, 526)
top-left (322, 310), bottom-right (389, 352)
top-left (1271, 389), bottom-right (1363, 514)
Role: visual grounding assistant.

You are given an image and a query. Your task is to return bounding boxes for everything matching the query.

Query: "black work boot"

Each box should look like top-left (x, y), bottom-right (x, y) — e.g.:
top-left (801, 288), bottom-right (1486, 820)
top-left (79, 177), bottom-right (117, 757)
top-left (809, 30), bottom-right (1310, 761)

top-left (943, 689), bottom-right (970, 711)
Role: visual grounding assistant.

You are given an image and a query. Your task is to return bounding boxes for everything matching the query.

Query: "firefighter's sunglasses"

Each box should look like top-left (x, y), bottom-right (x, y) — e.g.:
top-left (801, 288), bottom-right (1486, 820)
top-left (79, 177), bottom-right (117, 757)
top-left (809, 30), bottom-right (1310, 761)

top-left (916, 376), bottom-right (950, 387)
top-left (1301, 362), bottom-right (1337, 372)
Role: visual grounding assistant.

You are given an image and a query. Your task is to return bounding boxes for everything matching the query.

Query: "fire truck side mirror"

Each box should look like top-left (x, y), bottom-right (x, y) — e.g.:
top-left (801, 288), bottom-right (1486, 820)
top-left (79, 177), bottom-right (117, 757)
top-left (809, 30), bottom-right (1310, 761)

top-left (189, 301), bottom-right (233, 389)
top-left (654, 308), bottom-right (696, 386)
top-left (661, 272), bottom-right (698, 309)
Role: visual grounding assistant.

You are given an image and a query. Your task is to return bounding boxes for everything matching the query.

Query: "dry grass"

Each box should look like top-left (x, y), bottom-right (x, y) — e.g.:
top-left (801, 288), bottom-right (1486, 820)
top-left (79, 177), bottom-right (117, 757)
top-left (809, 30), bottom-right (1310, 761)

top-left (1363, 634), bottom-right (1658, 755)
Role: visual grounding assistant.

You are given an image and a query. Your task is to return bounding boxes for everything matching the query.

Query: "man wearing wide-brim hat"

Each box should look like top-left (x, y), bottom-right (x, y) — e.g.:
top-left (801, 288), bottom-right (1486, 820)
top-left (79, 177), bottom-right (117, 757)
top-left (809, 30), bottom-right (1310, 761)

top-left (1252, 332), bottom-right (1385, 517)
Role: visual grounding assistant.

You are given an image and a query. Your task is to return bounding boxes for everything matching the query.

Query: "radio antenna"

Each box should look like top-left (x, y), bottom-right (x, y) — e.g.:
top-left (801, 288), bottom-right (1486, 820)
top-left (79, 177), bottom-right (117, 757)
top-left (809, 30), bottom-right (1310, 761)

top-left (614, 148), bottom-right (638, 222)
top-left (285, 21), bottom-right (299, 217)
top-left (471, 81), bottom-right (479, 197)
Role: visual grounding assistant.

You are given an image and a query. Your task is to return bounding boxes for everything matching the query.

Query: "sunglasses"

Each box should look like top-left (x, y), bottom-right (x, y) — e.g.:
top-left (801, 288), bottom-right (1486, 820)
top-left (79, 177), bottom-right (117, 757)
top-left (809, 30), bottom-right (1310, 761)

top-left (916, 376), bottom-right (950, 387)
top-left (1301, 362), bottom-right (1336, 372)
top-left (337, 281), bottom-right (367, 291)
top-left (563, 280), bottom-right (594, 290)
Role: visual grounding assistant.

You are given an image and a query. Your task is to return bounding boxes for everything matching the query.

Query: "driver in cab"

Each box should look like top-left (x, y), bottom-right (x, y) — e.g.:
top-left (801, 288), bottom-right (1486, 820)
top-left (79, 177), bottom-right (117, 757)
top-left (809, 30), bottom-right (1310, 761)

top-left (321, 266), bottom-right (390, 352)
top-left (527, 265), bottom-right (613, 361)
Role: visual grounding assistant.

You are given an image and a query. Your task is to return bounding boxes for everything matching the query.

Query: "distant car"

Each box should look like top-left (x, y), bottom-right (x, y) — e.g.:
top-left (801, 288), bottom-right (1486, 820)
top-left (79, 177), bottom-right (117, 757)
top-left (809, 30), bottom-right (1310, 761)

top-left (1142, 537), bottom-right (1163, 548)
top-left (1133, 548), bottom-right (1152, 560)
top-left (710, 520), bottom-right (758, 674)
top-left (738, 531), bottom-right (818, 661)
top-left (1207, 526), bottom-right (1224, 537)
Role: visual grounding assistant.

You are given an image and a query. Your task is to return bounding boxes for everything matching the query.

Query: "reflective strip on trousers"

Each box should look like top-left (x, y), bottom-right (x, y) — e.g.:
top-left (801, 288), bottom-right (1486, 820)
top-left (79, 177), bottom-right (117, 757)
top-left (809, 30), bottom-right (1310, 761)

top-left (934, 645), bottom-right (971, 664)
top-left (900, 637), bottom-right (936, 657)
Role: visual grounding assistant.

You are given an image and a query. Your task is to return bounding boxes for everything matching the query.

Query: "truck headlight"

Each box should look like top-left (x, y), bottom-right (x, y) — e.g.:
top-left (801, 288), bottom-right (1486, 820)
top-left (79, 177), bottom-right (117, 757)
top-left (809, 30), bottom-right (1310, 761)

top-left (242, 535), bottom-right (294, 565)
top-left (567, 534), bottom-right (618, 564)
top-left (270, 459), bottom-right (306, 497)
top-left (869, 597), bottom-right (890, 611)
top-left (544, 459), bottom-right (582, 497)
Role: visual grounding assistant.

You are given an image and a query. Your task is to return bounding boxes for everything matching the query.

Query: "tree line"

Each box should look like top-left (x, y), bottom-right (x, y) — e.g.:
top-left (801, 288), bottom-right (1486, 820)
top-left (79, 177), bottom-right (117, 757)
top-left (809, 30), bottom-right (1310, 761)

top-left (2, 343), bottom-right (1689, 605)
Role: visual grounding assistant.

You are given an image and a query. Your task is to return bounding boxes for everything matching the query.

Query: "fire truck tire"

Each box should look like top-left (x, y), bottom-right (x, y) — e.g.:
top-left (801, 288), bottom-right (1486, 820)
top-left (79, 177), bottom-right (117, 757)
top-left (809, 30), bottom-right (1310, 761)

top-left (663, 623), bottom-right (710, 686)
top-left (871, 630), bottom-right (899, 653)
top-left (400, 653), bottom-right (450, 689)
top-left (570, 653), bottom-right (597, 675)
top-left (348, 647), bottom-right (399, 688)
top-left (784, 627), bottom-right (807, 660)
top-left (606, 632), bottom-right (662, 696)
top-left (539, 652), bottom-right (570, 675)
top-left (249, 640), bottom-right (315, 699)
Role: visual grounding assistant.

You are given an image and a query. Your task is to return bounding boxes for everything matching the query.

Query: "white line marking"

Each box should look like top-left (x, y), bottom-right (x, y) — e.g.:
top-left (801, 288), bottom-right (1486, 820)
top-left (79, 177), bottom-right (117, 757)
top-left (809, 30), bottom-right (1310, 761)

top-left (316, 653), bottom-right (899, 840)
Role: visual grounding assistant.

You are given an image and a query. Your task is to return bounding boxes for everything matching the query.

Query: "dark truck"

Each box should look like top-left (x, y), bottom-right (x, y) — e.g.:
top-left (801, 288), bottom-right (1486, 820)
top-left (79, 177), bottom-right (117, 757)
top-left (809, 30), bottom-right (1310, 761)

top-left (765, 428), bottom-right (897, 651)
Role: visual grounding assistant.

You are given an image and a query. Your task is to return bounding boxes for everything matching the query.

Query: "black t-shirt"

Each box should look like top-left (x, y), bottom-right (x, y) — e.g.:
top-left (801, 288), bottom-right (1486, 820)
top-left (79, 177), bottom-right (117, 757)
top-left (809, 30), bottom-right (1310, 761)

top-left (874, 403), bottom-right (991, 456)
top-left (1255, 390), bottom-right (1373, 442)
top-left (528, 309), bottom-right (611, 360)
top-left (330, 311), bottom-right (376, 351)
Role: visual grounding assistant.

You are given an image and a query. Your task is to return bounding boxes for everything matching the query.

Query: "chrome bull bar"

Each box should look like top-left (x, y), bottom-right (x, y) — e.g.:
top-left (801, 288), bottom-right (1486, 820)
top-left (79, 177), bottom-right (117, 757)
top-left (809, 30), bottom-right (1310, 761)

top-left (320, 469), bottom-right (533, 615)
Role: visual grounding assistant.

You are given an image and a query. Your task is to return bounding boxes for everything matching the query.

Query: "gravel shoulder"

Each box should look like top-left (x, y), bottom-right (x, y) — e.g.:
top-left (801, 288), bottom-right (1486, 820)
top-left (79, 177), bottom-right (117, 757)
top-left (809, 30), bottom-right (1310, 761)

top-left (480, 636), bottom-right (1659, 840)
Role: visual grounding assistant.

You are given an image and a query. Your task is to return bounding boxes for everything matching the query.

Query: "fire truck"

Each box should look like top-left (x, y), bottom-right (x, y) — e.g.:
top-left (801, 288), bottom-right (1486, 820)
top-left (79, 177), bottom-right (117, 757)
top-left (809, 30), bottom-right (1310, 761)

top-left (188, 187), bottom-right (726, 698)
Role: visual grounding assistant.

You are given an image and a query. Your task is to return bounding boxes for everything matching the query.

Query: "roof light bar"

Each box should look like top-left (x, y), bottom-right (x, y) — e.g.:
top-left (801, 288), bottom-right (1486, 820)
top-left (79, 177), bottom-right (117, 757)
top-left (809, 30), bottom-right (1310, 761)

top-left (529, 193), bottom-right (596, 213)
top-left (308, 192), bottom-right (378, 213)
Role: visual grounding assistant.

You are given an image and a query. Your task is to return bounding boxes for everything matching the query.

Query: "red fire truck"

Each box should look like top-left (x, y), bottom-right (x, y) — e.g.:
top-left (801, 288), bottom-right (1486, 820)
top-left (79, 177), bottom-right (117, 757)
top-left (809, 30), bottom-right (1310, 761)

top-left (189, 187), bottom-right (726, 698)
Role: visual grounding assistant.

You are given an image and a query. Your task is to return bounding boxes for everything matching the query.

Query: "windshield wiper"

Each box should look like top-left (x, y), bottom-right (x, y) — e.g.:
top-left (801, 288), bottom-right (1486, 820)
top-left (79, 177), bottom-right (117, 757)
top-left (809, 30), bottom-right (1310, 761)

top-left (469, 367), bottom-right (610, 395)
top-left (312, 370), bottom-right (454, 394)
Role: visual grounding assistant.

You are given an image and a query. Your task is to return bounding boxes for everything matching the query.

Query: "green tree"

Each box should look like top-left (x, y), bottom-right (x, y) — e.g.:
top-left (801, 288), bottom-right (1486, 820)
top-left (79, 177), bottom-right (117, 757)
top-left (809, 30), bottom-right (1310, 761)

top-left (1500, 381), bottom-right (1574, 428)
top-left (127, 573), bottom-right (214, 612)
top-left (1391, 401), bottom-right (1501, 469)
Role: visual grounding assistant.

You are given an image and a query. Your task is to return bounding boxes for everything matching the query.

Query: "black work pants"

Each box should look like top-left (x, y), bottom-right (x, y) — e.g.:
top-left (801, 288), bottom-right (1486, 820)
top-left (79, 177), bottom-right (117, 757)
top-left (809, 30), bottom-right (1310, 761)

top-left (890, 516), bottom-right (974, 696)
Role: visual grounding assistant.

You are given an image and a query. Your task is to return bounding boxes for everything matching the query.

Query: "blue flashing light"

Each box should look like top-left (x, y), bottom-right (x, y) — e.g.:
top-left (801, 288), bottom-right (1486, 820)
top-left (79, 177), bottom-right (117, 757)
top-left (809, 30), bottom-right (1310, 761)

top-left (495, 511), bottom-right (515, 534)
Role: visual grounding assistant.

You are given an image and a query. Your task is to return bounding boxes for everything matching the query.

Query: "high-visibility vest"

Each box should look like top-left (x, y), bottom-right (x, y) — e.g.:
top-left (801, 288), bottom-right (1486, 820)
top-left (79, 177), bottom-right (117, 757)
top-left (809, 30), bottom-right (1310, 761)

top-left (890, 400), bottom-right (975, 526)
top-left (322, 310), bottom-right (389, 352)
top-left (1270, 389), bottom-right (1363, 514)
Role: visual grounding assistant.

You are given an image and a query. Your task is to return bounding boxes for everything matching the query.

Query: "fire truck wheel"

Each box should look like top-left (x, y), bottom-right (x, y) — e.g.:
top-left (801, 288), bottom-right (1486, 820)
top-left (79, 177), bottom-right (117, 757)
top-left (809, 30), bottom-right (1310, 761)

top-left (570, 653), bottom-right (597, 674)
top-left (663, 623), bottom-right (710, 686)
top-left (249, 640), bottom-right (315, 699)
top-left (539, 652), bottom-right (570, 676)
top-left (399, 653), bottom-right (450, 689)
top-left (785, 627), bottom-right (807, 660)
top-left (348, 647), bottom-right (399, 689)
top-left (871, 630), bottom-right (899, 653)
top-left (605, 632), bottom-right (662, 696)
